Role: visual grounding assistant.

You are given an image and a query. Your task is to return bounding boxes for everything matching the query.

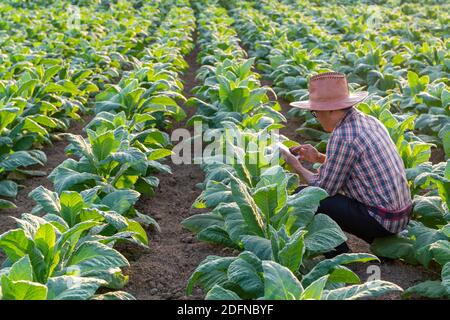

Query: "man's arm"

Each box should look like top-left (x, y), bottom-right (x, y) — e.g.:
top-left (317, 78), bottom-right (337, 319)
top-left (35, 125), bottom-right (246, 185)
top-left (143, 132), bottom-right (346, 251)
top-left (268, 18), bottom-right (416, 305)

top-left (290, 144), bottom-right (326, 164)
top-left (282, 137), bottom-right (358, 196)
top-left (290, 161), bottom-right (317, 184)
top-left (280, 148), bottom-right (317, 183)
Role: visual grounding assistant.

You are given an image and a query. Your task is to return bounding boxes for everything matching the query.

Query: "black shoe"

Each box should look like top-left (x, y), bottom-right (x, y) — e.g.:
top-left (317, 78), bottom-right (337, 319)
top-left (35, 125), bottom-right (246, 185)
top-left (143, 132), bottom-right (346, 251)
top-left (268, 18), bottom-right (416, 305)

top-left (324, 242), bottom-right (351, 259)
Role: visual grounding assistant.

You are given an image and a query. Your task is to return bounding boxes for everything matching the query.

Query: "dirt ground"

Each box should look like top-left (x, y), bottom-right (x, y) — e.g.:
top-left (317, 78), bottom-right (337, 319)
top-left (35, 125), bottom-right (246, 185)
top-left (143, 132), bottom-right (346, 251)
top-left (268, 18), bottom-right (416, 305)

top-left (121, 44), bottom-right (230, 300)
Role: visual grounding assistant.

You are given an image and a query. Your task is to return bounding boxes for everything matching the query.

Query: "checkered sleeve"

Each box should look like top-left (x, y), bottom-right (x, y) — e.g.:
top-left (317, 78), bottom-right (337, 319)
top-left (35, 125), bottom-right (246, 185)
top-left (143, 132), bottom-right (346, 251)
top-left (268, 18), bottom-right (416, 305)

top-left (309, 135), bottom-right (358, 196)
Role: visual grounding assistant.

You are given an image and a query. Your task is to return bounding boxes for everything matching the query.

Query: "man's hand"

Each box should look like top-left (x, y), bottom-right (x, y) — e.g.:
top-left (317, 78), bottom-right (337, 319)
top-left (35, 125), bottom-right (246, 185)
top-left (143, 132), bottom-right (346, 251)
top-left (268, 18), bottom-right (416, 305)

top-left (290, 144), bottom-right (325, 163)
top-left (280, 147), bottom-right (316, 184)
top-left (280, 147), bottom-right (302, 168)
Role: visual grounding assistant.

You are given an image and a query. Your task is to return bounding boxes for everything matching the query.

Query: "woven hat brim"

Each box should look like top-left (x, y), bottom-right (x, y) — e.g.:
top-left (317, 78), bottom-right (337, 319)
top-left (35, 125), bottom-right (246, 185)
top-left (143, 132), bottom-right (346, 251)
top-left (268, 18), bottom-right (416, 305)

top-left (290, 91), bottom-right (369, 111)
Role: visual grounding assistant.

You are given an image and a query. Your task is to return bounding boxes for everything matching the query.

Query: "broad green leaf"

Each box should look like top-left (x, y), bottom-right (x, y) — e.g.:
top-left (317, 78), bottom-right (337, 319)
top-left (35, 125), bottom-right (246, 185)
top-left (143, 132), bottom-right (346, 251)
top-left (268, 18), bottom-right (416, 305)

top-left (46, 276), bottom-right (106, 300)
top-left (125, 220), bottom-right (148, 246)
top-left (193, 182), bottom-right (232, 209)
top-left (286, 186), bottom-right (328, 232)
top-left (43, 65), bottom-right (62, 82)
top-left (227, 252), bottom-right (264, 298)
top-left (14, 213), bottom-right (47, 238)
top-left (206, 285), bottom-right (242, 300)
top-left (407, 71), bottom-right (419, 90)
top-left (0, 180), bottom-right (18, 198)
top-left (300, 275), bottom-right (329, 300)
top-left (216, 203), bottom-right (250, 243)
top-left (93, 291), bottom-right (136, 300)
top-left (43, 214), bottom-right (69, 233)
top-left (0, 108), bottom-right (18, 131)
top-left (441, 262), bottom-right (450, 295)
top-left (60, 191), bottom-right (84, 226)
top-left (428, 240), bottom-right (450, 266)
top-left (197, 225), bottom-right (238, 249)
top-left (29, 115), bottom-right (58, 129)
top-left (83, 267), bottom-right (128, 290)
top-left (182, 213), bottom-right (224, 234)
top-left (16, 79), bottom-right (38, 97)
top-left (51, 167), bottom-right (100, 194)
top-left (0, 199), bottom-right (16, 209)
top-left (93, 210), bottom-right (128, 231)
top-left (403, 280), bottom-right (449, 299)
top-left (230, 177), bottom-right (265, 237)
top-left (0, 277), bottom-right (47, 300)
top-left (34, 223), bottom-right (56, 261)
top-left (64, 134), bottom-right (93, 160)
top-left (0, 150), bottom-right (46, 171)
top-left (278, 229), bottom-right (306, 273)
top-left (56, 221), bottom-right (100, 256)
top-left (101, 189), bottom-right (140, 215)
top-left (108, 149), bottom-right (148, 175)
top-left (67, 241), bottom-right (129, 274)
top-left (90, 130), bottom-right (120, 162)
top-left (261, 260), bottom-right (303, 300)
top-left (413, 196), bottom-right (447, 227)
top-left (16, 118), bottom-right (48, 138)
top-left (371, 235), bottom-right (417, 264)
top-left (0, 229), bottom-right (31, 261)
top-left (8, 255), bottom-right (33, 282)
top-left (133, 211), bottom-right (159, 231)
top-left (242, 236), bottom-right (273, 260)
top-left (304, 214), bottom-right (347, 253)
top-left (328, 265), bottom-right (361, 284)
top-left (29, 186), bottom-right (61, 215)
top-left (186, 256), bottom-right (237, 295)
top-left (148, 148), bottom-right (172, 161)
top-left (253, 184), bottom-right (278, 223)
top-left (302, 253), bottom-right (379, 287)
top-left (323, 280), bottom-right (402, 300)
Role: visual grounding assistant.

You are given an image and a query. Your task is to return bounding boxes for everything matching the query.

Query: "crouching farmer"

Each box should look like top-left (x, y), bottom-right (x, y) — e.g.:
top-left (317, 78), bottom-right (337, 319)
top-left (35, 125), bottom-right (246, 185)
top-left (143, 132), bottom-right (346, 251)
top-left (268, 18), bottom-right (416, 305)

top-left (281, 72), bottom-right (412, 257)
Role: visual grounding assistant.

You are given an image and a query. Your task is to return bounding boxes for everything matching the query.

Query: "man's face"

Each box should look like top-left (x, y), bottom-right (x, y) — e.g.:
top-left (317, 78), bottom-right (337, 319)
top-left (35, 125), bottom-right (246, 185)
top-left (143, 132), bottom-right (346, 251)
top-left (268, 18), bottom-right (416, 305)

top-left (315, 110), bottom-right (335, 133)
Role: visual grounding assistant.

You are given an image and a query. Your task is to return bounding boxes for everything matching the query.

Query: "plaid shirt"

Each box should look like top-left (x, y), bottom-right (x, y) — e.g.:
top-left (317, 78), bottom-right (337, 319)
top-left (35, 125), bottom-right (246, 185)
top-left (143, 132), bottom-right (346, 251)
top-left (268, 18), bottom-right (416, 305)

top-left (310, 108), bottom-right (412, 233)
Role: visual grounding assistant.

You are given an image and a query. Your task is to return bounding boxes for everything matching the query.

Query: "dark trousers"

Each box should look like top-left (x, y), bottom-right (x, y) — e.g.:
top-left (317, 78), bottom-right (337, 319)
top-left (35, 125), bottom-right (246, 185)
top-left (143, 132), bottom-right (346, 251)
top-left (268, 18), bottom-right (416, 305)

top-left (295, 186), bottom-right (394, 252)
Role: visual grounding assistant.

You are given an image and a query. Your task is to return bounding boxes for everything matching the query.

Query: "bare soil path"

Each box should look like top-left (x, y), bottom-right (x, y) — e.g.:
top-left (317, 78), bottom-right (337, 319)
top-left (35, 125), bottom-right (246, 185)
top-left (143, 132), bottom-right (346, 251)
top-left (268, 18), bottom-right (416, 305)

top-left (122, 43), bottom-right (230, 300)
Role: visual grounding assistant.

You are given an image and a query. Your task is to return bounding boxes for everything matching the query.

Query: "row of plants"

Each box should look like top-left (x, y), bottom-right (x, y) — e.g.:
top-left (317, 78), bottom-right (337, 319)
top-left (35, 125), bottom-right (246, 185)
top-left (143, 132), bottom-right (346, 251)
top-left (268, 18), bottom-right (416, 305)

top-left (226, 0), bottom-right (449, 158)
top-left (181, 0), bottom-right (403, 300)
top-left (225, 0), bottom-right (450, 298)
top-left (0, 0), bottom-right (196, 300)
top-left (0, 0), bottom-right (167, 209)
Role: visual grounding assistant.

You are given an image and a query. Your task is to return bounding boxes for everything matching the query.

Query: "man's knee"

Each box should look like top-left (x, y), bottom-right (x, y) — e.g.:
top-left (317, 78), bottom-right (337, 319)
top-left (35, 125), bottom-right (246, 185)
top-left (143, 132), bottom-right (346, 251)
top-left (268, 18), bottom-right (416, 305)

top-left (317, 194), bottom-right (347, 217)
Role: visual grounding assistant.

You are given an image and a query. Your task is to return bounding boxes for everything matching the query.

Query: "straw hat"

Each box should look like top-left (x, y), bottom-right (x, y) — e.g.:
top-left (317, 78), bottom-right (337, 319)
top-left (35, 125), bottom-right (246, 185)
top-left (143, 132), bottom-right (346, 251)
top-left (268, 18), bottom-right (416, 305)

top-left (290, 72), bottom-right (368, 111)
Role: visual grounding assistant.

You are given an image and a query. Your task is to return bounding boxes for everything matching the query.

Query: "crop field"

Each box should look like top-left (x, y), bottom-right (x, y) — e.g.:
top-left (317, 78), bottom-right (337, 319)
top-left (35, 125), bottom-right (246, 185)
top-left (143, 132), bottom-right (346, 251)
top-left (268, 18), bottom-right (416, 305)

top-left (0, 0), bottom-right (448, 300)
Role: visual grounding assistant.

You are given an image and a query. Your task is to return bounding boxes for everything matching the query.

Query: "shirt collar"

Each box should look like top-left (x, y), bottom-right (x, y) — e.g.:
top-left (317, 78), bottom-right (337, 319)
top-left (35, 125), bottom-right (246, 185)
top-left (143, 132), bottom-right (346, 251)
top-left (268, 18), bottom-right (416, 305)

top-left (335, 107), bottom-right (357, 129)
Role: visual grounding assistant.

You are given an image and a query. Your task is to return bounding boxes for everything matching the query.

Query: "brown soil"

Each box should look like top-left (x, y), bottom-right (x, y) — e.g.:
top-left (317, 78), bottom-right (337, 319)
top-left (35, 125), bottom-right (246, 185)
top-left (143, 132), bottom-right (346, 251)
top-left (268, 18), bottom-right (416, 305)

top-left (121, 43), bottom-right (228, 300)
top-left (430, 146), bottom-right (445, 164)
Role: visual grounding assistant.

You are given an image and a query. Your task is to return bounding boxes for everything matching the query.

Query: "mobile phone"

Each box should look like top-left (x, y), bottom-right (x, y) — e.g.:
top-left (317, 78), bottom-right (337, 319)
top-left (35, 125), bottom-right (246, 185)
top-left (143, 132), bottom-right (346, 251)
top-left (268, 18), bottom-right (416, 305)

top-left (277, 143), bottom-right (301, 159)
